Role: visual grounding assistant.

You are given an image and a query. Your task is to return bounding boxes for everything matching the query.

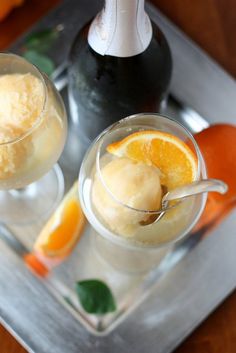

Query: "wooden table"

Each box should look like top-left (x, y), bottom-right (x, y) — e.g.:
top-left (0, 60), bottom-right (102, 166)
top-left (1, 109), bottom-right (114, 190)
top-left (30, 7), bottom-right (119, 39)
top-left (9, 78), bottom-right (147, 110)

top-left (0, 1), bottom-right (236, 352)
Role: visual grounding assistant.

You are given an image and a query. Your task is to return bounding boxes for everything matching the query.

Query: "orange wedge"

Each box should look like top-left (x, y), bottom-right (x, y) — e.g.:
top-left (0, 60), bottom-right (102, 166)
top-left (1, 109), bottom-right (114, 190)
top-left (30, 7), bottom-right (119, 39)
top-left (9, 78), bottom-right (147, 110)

top-left (34, 182), bottom-right (86, 260)
top-left (107, 130), bottom-right (198, 190)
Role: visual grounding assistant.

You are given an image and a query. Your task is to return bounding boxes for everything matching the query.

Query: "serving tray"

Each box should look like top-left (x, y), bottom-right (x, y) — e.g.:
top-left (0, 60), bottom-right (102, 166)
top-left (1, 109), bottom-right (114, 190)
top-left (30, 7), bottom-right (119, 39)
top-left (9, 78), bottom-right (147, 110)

top-left (0, 0), bottom-right (236, 352)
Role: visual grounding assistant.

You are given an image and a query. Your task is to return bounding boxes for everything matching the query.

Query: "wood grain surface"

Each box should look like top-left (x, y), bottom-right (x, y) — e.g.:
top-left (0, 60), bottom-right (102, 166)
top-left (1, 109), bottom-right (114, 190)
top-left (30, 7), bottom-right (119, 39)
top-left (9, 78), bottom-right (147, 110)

top-left (0, 1), bottom-right (236, 352)
top-left (0, 0), bottom-right (60, 50)
top-left (151, 0), bottom-right (236, 78)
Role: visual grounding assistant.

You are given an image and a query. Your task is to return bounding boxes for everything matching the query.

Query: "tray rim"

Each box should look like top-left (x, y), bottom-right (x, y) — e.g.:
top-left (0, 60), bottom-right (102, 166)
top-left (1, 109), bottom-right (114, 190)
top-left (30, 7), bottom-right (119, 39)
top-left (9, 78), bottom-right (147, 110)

top-left (1, 0), bottom-right (236, 352)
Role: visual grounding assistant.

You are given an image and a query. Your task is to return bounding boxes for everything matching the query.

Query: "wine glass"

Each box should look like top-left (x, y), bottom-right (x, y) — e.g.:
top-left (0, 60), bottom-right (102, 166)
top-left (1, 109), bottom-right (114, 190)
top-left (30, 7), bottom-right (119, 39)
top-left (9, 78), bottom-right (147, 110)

top-left (0, 53), bottom-right (67, 223)
top-left (79, 113), bottom-right (207, 273)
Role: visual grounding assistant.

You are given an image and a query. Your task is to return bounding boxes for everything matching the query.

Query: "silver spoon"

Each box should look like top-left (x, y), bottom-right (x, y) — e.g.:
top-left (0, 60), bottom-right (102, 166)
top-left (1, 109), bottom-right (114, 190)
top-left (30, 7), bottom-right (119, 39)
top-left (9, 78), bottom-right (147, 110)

top-left (142, 179), bottom-right (228, 226)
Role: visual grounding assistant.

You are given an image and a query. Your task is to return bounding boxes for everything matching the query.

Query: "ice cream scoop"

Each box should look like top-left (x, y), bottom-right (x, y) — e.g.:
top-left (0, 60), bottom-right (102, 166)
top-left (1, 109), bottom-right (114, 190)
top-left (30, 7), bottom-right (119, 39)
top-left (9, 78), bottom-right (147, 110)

top-left (0, 73), bottom-right (44, 179)
top-left (92, 157), bottom-right (162, 236)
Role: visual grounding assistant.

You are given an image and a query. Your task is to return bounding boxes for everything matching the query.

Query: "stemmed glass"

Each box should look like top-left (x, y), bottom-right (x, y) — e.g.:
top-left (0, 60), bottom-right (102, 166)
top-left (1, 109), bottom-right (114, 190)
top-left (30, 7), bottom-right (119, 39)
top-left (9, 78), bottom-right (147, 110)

top-left (79, 113), bottom-right (207, 273)
top-left (0, 53), bottom-right (67, 223)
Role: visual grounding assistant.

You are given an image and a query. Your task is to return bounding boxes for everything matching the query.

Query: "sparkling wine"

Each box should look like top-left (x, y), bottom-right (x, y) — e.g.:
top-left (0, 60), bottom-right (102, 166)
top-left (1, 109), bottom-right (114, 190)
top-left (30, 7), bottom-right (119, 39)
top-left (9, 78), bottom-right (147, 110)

top-left (68, 0), bottom-right (172, 143)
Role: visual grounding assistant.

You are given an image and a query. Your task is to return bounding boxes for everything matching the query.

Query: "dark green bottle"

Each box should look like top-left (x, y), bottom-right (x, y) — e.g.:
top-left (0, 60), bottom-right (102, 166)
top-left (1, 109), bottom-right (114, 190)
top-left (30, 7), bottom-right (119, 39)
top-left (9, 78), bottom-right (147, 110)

top-left (68, 0), bottom-right (172, 143)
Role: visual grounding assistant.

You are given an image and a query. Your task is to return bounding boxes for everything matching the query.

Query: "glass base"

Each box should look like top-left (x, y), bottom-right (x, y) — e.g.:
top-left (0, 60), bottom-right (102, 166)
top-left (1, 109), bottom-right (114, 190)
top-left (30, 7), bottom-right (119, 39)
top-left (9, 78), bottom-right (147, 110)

top-left (0, 164), bottom-right (64, 224)
top-left (37, 226), bottom-right (203, 335)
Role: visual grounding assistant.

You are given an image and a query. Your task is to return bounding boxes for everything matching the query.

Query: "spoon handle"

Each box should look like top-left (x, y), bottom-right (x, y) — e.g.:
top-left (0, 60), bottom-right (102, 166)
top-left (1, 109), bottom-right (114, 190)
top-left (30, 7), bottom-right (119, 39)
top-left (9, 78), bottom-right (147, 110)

top-left (164, 179), bottom-right (228, 203)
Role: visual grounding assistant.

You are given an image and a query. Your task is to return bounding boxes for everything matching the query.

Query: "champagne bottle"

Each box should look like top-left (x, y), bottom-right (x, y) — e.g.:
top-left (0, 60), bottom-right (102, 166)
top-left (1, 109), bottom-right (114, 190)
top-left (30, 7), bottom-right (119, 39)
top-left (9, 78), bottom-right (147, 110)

top-left (68, 0), bottom-right (172, 143)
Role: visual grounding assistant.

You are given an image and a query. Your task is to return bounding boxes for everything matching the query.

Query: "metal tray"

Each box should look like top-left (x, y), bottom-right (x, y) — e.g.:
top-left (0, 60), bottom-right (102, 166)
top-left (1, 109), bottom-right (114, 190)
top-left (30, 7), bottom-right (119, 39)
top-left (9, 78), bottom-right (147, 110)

top-left (1, 0), bottom-right (236, 352)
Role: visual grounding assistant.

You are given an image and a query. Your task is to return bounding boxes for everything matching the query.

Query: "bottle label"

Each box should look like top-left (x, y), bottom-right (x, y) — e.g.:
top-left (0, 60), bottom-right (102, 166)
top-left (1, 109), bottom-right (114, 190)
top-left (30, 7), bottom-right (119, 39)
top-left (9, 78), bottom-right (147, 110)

top-left (88, 0), bottom-right (152, 57)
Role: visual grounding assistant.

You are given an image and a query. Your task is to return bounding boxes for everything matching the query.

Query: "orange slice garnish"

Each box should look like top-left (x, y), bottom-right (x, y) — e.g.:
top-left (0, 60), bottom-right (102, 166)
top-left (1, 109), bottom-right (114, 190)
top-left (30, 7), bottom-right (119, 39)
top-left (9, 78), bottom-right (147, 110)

top-left (34, 182), bottom-right (86, 259)
top-left (107, 130), bottom-right (198, 190)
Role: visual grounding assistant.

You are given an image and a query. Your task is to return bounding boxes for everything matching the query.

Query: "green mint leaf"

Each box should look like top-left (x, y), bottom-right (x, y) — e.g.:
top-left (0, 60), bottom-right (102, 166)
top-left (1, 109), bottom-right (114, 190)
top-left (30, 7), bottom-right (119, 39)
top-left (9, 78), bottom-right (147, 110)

top-left (25, 29), bottom-right (58, 53)
top-left (23, 50), bottom-right (55, 76)
top-left (76, 279), bottom-right (116, 314)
